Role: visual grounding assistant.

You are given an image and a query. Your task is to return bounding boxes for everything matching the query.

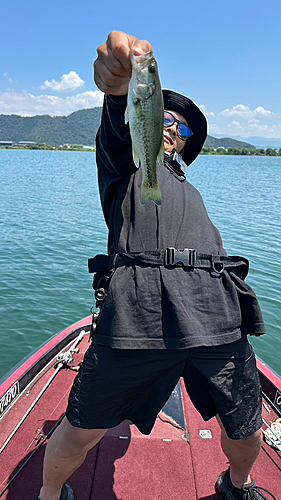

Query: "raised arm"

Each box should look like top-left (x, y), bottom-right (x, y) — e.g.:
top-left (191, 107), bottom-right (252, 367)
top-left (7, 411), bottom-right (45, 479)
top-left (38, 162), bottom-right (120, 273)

top-left (94, 32), bottom-right (153, 221)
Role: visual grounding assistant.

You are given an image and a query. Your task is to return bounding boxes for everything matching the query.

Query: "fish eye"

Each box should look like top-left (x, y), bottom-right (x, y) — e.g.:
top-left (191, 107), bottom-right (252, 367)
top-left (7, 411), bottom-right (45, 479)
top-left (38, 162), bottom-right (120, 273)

top-left (149, 64), bottom-right (156, 73)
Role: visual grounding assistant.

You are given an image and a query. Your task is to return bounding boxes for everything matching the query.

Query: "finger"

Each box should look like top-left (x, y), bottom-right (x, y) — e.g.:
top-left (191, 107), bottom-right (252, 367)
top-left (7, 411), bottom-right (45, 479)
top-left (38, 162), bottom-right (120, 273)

top-left (94, 61), bottom-right (130, 95)
top-left (106, 31), bottom-right (137, 73)
top-left (132, 39), bottom-right (153, 56)
top-left (107, 33), bottom-right (153, 69)
top-left (93, 31), bottom-right (153, 95)
top-left (96, 42), bottom-right (129, 79)
top-left (94, 45), bottom-right (130, 94)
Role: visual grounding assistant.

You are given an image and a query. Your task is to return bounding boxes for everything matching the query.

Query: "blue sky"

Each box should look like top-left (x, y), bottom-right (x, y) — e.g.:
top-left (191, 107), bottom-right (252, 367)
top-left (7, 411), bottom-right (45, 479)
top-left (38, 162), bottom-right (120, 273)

top-left (1, 0), bottom-right (280, 140)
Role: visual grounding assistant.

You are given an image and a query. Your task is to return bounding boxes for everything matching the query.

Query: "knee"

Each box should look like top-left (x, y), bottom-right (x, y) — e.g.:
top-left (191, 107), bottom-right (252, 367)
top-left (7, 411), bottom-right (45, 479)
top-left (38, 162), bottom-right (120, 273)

top-left (239, 428), bottom-right (263, 450)
top-left (224, 428), bottom-right (263, 454)
top-left (217, 416), bottom-right (262, 449)
top-left (53, 428), bottom-right (84, 459)
top-left (52, 417), bottom-right (107, 458)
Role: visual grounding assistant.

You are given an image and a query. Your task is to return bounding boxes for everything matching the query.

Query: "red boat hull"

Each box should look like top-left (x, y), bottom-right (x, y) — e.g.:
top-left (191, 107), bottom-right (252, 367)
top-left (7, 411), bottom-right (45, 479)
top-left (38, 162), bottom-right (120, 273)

top-left (0, 317), bottom-right (280, 499)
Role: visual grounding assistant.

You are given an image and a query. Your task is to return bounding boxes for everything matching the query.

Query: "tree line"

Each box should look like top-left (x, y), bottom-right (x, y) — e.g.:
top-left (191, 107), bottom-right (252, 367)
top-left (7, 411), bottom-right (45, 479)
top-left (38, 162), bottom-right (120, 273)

top-left (201, 146), bottom-right (281, 156)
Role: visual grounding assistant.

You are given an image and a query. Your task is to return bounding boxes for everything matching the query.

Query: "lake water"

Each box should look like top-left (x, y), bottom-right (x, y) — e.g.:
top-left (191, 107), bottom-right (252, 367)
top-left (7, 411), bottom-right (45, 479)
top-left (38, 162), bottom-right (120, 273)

top-left (0, 150), bottom-right (280, 379)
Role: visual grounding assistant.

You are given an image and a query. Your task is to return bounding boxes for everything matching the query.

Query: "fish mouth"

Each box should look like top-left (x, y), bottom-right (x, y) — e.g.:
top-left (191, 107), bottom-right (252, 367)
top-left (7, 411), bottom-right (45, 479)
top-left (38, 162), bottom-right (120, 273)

top-left (131, 50), bottom-right (153, 61)
top-left (130, 51), bottom-right (154, 70)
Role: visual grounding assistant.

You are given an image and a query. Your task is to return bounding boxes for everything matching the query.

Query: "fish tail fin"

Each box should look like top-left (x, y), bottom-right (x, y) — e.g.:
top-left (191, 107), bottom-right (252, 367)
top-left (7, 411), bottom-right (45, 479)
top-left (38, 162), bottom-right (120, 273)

top-left (140, 179), bottom-right (162, 206)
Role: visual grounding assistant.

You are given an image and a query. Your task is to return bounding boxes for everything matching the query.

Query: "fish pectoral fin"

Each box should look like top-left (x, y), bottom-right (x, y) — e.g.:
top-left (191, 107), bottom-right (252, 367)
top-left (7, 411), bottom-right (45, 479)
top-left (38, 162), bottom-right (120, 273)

top-left (124, 104), bottom-right (129, 124)
top-left (132, 147), bottom-right (140, 168)
top-left (157, 139), bottom-right (165, 167)
top-left (140, 180), bottom-right (162, 207)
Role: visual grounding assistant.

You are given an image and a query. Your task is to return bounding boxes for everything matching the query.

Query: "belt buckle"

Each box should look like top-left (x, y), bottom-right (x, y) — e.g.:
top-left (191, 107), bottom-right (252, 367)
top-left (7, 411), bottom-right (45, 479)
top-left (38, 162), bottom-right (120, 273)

top-left (164, 248), bottom-right (196, 267)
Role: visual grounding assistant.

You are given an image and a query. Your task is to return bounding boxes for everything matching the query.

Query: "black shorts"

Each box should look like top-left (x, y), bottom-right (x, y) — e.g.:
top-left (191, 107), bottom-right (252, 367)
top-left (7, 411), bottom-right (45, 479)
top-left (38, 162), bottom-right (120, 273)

top-left (66, 337), bottom-right (262, 440)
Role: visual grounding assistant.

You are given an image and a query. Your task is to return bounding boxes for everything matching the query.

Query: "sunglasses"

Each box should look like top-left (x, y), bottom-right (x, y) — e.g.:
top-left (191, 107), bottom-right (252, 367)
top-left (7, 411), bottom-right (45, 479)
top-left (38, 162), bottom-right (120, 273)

top-left (164, 111), bottom-right (193, 141)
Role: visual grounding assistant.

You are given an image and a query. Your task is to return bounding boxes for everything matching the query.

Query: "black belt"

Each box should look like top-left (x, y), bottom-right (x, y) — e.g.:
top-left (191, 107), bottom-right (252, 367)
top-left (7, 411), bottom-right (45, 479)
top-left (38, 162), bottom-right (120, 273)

top-left (88, 248), bottom-right (249, 279)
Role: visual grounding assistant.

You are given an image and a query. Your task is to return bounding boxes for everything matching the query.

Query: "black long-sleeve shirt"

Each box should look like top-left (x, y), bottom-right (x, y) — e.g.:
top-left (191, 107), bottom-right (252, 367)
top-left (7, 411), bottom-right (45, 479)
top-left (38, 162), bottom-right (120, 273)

top-left (93, 94), bottom-right (266, 349)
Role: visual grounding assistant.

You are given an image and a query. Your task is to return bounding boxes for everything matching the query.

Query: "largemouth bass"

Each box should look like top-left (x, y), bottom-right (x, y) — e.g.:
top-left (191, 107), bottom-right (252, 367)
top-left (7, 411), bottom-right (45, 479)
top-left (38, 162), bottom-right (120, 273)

top-left (125, 50), bottom-right (164, 206)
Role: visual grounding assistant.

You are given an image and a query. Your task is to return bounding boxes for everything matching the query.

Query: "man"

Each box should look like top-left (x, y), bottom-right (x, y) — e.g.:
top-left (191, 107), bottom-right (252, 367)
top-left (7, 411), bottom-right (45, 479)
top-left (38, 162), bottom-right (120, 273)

top-left (36, 31), bottom-right (274, 500)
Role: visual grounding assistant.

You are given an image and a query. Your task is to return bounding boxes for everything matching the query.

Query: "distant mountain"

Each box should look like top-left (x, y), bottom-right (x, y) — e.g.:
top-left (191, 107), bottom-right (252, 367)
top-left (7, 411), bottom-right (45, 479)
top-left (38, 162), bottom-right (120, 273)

top-left (204, 135), bottom-right (255, 149)
top-left (0, 107), bottom-right (260, 150)
top-left (210, 133), bottom-right (281, 150)
top-left (0, 108), bottom-right (102, 146)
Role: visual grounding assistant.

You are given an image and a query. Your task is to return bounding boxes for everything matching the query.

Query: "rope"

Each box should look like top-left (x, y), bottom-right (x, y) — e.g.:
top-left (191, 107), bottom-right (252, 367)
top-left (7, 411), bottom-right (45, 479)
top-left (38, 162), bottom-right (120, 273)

top-left (263, 418), bottom-right (281, 451)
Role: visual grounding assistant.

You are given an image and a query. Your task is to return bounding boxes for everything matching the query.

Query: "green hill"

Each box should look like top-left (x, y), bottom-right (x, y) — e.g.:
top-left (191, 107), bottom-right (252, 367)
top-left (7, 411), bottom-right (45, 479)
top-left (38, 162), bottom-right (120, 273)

top-left (0, 107), bottom-right (255, 150)
top-left (204, 135), bottom-right (255, 149)
top-left (0, 108), bottom-right (102, 145)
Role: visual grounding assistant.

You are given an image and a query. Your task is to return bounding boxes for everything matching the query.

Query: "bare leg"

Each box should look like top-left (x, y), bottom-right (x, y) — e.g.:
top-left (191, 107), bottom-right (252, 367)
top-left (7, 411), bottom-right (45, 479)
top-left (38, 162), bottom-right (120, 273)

top-left (39, 416), bottom-right (108, 500)
top-left (216, 416), bottom-right (262, 489)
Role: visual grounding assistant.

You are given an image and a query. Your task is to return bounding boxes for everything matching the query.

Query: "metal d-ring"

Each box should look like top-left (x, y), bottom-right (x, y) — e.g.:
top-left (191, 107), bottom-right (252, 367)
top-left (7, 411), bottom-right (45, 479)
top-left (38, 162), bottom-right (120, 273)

top-left (211, 256), bottom-right (225, 274)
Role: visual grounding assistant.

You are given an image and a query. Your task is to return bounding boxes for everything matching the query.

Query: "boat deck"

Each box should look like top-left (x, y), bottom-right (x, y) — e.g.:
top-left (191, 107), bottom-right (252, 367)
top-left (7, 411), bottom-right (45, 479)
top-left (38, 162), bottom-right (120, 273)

top-left (0, 325), bottom-right (280, 499)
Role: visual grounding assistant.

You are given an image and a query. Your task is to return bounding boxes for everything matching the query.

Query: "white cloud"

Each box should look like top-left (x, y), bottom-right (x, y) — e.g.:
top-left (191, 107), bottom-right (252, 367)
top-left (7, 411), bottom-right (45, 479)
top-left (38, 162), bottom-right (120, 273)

top-left (221, 104), bottom-right (273, 119)
top-left (4, 72), bottom-right (12, 84)
top-left (227, 120), bottom-right (241, 127)
top-left (41, 71), bottom-right (85, 92)
top-left (4, 72), bottom-right (17, 86)
top-left (209, 120), bottom-right (281, 138)
top-left (226, 121), bottom-right (243, 133)
top-left (248, 118), bottom-right (260, 124)
top-left (0, 89), bottom-right (104, 116)
top-left (207, 102), bottom-right (281, 138)
top-left (254, 106), bottom-right (273, 117)
top-left (199, 104), bottom-right (215, 117)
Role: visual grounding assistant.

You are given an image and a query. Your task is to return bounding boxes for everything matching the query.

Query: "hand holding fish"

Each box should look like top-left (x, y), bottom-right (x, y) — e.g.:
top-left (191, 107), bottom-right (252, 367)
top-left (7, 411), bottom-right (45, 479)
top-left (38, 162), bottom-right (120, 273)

top-left (94, 31), bottom-right (152, 96)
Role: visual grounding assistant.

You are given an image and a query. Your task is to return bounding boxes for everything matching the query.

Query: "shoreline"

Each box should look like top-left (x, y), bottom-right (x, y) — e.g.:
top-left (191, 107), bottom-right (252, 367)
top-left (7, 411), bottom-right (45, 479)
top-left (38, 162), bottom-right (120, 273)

top-left (0, 145), bottom-right (95, 152)
top-left (1, 146), bottom-right (281, 156)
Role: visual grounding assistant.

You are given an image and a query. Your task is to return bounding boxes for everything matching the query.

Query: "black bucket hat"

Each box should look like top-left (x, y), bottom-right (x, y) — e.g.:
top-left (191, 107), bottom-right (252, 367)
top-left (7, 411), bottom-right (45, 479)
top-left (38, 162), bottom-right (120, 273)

top-left (163, 90), bottom-right (207, 166)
